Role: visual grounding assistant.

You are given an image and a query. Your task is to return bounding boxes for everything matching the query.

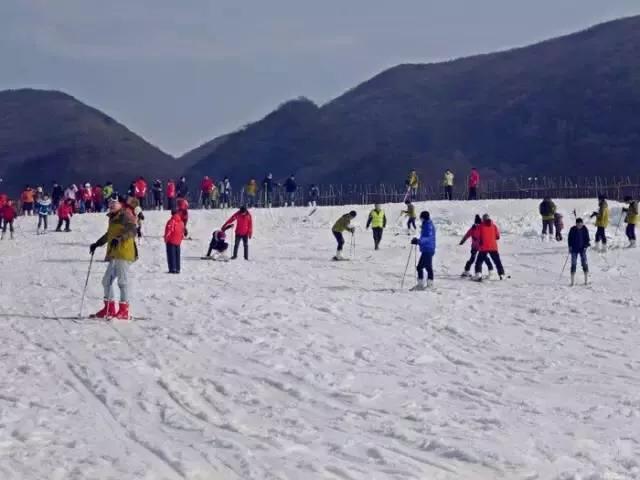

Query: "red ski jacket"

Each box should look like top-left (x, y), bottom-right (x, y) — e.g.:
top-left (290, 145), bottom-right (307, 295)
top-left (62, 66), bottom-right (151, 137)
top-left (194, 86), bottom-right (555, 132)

top-left (164, 214), bottom-right (185, 245)
top-left (0, 194), bottom-right (7, 209)
top-left (166, 182), bottom-right (176, 199)
top-left (468, 170), bottom-right (480, 188)
top-left (223, 211), bottom-right (253, 237)
top-left (462, 225), bottom-right (481, 250)
top-left (1, 204), bottom-right (17, 222)
top-left (200, 178), bottom-right (214, 193)
top-left (57, 203), bottom-right (73, 220)
top-left (478, 221), bottom-right (500, 252)
top-left (135, 179), bottom-right (147, 198)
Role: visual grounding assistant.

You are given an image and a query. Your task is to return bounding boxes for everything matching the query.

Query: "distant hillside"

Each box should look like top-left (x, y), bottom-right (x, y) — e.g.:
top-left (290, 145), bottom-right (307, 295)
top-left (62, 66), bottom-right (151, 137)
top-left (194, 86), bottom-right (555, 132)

top-left (0, 89), bottom-right (176, 194)
top-left (184, 15), bottom-right (640, 185)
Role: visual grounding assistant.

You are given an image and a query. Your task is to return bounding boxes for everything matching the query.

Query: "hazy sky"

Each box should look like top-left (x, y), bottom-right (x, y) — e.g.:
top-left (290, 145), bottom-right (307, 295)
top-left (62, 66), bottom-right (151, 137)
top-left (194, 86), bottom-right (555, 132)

top-left (1, 1), bottom-right (638, 156)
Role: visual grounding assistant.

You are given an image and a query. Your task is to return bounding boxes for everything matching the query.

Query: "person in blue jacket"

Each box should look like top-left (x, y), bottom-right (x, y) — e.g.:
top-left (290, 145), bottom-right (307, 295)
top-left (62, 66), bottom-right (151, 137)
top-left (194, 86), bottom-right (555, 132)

top-left (410, 211), bottom-right (436, 290)
top-left (567, 217), bottom-right (591, 286)
top-left (36, 193), bottom-right (52, 234)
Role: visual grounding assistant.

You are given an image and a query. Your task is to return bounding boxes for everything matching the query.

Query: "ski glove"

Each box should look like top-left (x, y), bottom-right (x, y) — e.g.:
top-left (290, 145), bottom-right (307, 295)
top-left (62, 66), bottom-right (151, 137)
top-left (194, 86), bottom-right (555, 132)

top-left (411, 238), bottom-right (419, 245)
top-left (89, 243), bottom-right (98, 254)
top-left (110, 238), bottom-right (120, 249)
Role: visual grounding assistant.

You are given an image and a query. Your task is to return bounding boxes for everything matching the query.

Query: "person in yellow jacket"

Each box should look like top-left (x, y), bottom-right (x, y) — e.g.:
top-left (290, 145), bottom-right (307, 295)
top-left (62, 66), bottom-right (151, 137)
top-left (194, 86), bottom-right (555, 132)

top-left (89, 197), bottom-right (138, 320)
top-left (622, 196), bottom-right (638, 247)
top-left (590, 195), bottom-right (609, 251)
top-left (443, 169), bottom-right (454, 200)
top-left (332, 211), bottom-right (356, 260)
top-left (402, 200), bottom-right (417, 233)
top-left (245, 179), bottom-right (258, 208)
top-left (366, 204), bottom-right (387, 250)
top-left (406, 169), bottom-right (419, 199)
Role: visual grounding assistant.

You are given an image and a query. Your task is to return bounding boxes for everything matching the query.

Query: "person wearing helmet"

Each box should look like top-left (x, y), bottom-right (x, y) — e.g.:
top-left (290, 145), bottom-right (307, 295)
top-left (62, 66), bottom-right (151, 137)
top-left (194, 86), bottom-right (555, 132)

top-left (366, 203), bottom-right (387, 250)
top-left (332, 211), bottom-right (357, 260)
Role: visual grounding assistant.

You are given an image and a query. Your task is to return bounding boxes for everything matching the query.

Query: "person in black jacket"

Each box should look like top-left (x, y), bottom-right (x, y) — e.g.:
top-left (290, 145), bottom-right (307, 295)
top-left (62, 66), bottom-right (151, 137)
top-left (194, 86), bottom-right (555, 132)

top-left (177, 176), bottom-right (189, 200)
top-left (568, 218), bottom-right (590, 286)
top-left (51, 181), bottom-right (64, 210)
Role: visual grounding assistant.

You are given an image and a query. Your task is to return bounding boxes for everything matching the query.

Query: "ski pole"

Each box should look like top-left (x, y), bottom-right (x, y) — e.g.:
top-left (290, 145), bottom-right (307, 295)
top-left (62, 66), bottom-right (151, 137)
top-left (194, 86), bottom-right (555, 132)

top-left (400, 245), bottom-right (414, 290)
top-left (78, 252), bottom-right (95, 318)
top-left (559, 253), bottom-right (569, 280)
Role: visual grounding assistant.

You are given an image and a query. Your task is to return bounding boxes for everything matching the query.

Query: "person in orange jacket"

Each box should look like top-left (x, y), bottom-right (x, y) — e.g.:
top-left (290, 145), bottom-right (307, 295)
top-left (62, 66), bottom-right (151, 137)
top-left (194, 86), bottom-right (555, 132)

top-left (21, 186), bottom-right (35, 216)
top-left (164, 209), bottom-right (185, 273)
top-left (222, 206), bottom-right (253, 260)
top-left (473, 213), bottom-right (506, 281)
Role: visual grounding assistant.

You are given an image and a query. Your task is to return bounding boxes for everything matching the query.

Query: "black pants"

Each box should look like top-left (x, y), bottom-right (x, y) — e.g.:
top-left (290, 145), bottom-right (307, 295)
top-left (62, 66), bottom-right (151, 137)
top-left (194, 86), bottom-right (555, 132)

top-left (153, 193), bottom-right (162, 209)
top-left (468, 187), bottom-right (477, 200)
top-left (475, 251), bottom-right (504, 275)
top-left (2, 220), bottom-right (14, 233)
top-left (56, 218), bottom-right (70, 231)
top-left (465, 248), bottom-right (492, 272)
top-left (207, 239), bottom-right (228, 256)
top-left (202, 193), bottom-right (211, 209)
top-left (407, 218), bottom-right (416, 230)
top-left (445, 186), bottom-right (453, 200)
top-left (416, 252), bottom-right (434, 280)
top-left (626, 224), bottom-right (636, 241)
top-left (372, 227), bottom-right (383, 249)
top-left (166, 244), bottom-right (181, 273)
top-left (333, 231), bottom-right (345, 251)
top-left (37, 214), bottom-right (48, 230)
top-left (233, 236), bottom-right (249, 259)
top-left (570, 250), bottom-right (588, 273)
top-left (542, 219), bottom-right (554, 235)
top-left (595, 226), bottom-right (606, 244)
top-left (168, 197), bottom-right (176, 211)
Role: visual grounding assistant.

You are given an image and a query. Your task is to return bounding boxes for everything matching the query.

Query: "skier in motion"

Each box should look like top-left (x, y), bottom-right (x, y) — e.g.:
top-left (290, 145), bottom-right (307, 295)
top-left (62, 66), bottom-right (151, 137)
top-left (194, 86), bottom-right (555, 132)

top-left (590, 194), bottom-right (609, 252)
top-left (410, 211), bottom-right (436, 290)
top-left (331, 211), bottom-right (356, 260)
top-left (459, 214), bottom-right (492, 277)
top-left (567, 217), bottom-right (590, 286)
top-left (366, 203), bottom-right (386, 250)
top-left (474, 213), bottom-right (506, 281)
top-left (89, 197), bottom-right (138, 320)
top-left (402, 200), bottom-right (417, 234)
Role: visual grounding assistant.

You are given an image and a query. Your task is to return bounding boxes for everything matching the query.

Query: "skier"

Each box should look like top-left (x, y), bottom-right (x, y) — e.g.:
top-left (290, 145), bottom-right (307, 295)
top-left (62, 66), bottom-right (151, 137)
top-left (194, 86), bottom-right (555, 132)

top-left (459, 214), bottom-right (493, 277)
top-left (284, 175), bottom-right (297, 206)
top-left (0, 200), bottom-right (17, 239)
top-left (51, 181), bottom-right (64, 210)
top-left (539, 196), bottom-right (557, 241)
top-left (468, 168), bottom-right (480, 200)
top-left (21, 186), bottom-right (34, 216)
top-left (443, 169), bottom-right (454, 200)
top-left (0, 192), bottom-right (6, 230)
top-left (200, 176), bottom-right (214, 209)
top-left (93, 185), bottom-right (104, 213)
top-left (102, 182), bottom-right (114, 209)
top-left (55, 199), bottom-right (73, 232)
top-left (176, 176), bottom-right (189, 200)
top-left (166, 179), bottom-right (177, 211)
top-left (134, 177), bottom-right (148, 209)
top-left (152, 179), bottom-right (163, 210)
top-left (406, 169), bottom-right (419, 199)
top-left (164, 209), bottom-right (185, 274)
top-left (221, 177), bottom-right (232, 209)
top-left (222, 206), bottom-right (253, 260)
top-left (410, 211), bottom-right (436, 290)
top-left (366, 203), bottom-right (387, 250)
top-left (590, 195), bottom-right (609, 251)
top-left (567, 218), bottom-right (591, 286)
top-left (89, 197), bottom-right (138, 319)
top-left (245, 179), bottom-right (258, 208)
top-left (205, 227), bottom-right (230, 259)
top-left (622, 196), bottom-right (638, 247)
top-left (554, 212), bottom-right (564, 241)
top-left (177, 197), bottom-right (189, 238)
top-left (262, 173), bottom-right (274, 207)
top-left (402, 200), bottom-right (417, 233)
top-left (474, 213), bottom-right (506, 281)
top-left (331, 211), bottom-right (356, 260)
top-left (308, 184), bottom-right (320, 207)
top-left (36, 193), bottom-right (52, 234)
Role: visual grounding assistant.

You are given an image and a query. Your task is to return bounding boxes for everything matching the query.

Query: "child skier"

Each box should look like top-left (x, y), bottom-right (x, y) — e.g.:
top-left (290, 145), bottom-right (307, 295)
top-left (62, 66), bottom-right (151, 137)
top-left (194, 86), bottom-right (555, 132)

top-left (402, 200), bottom-right (417, 233)
top-left (36, 193), bottom-right (52, 234)
top-left (410, 211), bottom-right (436, 290)
top-left (177, 197), bottom-right (189, 238)
top-left (205, 227), bottom-right (230, 259)
top-left (366, 204), bottom-right (387, 250)
top-left (223, 206), bottom-right (253, 260)
top-left (554, 212), bottom-right (564, 241)
top-left (459, 214), bottom-right (493, 277)
top-left (0, 200), bottom-right (17, 239)
top-left (590, 195), bottom-right (609, 251)
top-left (164, 209), bottom-right (185, 274)
top-left (474, 213), bottom-right (506, 281)
top-left (539, 196), bottom-right (556, 241)
top-left (622, 196), bottom-right (638, 247)
top-left (89, 197), bottom-right (138, 320)
top-left (56, 199), bottom-right (74, 232)
top-left (331, 211), bottom-right (356, 260)
top-left (567, 218), bottom-right (591, 286)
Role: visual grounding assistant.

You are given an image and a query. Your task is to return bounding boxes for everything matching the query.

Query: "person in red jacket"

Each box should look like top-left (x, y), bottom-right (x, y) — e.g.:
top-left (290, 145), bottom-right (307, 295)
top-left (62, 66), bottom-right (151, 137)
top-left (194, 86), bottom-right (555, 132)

top-left (134, 177), bottom-right (148, 209)
top-left (92, 185), bottom-right (104, 213)
top-left (1, 200), bottom-right (17, 239)
top-left (177, 197), bottom-right (189, 238)
top-left (0, 193), bottom-right (7, 230)
top-left (56, 199), bottom-right (74, 232)
top-left (222, 206), bottom-right (253, 260)
top-left (468, 168), bottom-right (480, 200)
top-left (164, 209), bottom-right (185, 274)
top-left (166, 180), bottom-right (177, 211)
top-left (473, 214), bottom-right (505, 281)
top-left (459, 214), bottom-right (493, 276)
top-left (200, 176), bottom-right (214, 209)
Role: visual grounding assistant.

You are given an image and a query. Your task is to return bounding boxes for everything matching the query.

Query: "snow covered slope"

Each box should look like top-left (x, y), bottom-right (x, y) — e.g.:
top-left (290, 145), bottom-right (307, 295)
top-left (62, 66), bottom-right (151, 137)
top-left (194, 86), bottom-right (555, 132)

top-left (0, 199), bottom-right (638, 480)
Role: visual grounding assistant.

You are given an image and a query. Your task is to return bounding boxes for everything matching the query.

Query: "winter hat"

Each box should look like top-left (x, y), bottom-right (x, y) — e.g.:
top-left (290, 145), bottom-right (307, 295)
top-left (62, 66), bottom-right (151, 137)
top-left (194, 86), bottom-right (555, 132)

top-left (576, 218), bottom-right (584, 224)
top-left (474, 214), bottom-right (482, 224)
top-left (420, 211), bottom-right (430, 221)
top-left (349, 210), bottom-right (357, 217)
top-left (239, 205), bottom-right (248, 213)
top-left (404, 200), bottom-right (410, 205)
top-left (482, 213), bottom-right (491, 221)
top-left (217, 230), bottom-right (226, 240)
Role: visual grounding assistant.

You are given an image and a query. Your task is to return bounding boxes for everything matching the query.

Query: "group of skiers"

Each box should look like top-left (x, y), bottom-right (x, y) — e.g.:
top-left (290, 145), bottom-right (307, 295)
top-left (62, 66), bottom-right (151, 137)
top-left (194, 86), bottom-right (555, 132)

top-left (404, 167), bottom-right (481, 201)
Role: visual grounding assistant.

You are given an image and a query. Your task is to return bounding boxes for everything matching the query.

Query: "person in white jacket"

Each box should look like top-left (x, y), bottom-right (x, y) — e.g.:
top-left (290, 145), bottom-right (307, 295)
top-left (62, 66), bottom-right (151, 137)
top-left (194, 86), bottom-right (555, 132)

top-left (443, 170), bottom-right (454, 200)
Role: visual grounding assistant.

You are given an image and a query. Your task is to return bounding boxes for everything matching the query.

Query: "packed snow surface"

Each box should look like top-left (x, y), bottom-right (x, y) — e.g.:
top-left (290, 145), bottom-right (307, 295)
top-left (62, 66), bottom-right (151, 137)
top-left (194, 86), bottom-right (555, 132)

top-left (0, 199), bottom-right (639, 480)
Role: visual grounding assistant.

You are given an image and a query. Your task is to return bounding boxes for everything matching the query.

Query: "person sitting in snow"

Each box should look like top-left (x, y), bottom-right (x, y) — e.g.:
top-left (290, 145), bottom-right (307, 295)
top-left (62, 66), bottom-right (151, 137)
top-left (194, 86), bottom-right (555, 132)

top-left (205, 227), bottom-right (231, 259)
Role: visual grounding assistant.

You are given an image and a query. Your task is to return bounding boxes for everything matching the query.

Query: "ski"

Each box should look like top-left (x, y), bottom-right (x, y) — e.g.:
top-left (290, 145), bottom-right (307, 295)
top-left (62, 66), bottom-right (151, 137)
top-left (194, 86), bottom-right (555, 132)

top-left (332, 256), bottom-right (350, 261)
top-left (200, 256), bottom-right (229, 262)
top-left (308, 208), bottom-right (318, 217)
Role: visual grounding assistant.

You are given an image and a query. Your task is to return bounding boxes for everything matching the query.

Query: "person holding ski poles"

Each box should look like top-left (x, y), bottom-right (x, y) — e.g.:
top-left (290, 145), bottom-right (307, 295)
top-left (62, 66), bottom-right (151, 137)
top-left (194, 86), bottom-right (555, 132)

top-left (459, 214), bottom-right (492, 277)
top-left (402, 200), bottom-right (417, 234)
top-left (332, 211), bottom-right (356, 260)
top-left (222, 206), bottom-right (253, 260)
top-left (366, 203), bottom-right (387, 250)
top-left (474, 213), bottom-right (506, 281)
top-left (89, 197), bottom-right (138, 320)
top-left (567, 218), bottom-right (590, 286)
top-left (590, 194), bottom-right (609, 252)
top-left (622, 196), bottom-right (638, 248)
top-left (410, 211), bottom-right (436, 290)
